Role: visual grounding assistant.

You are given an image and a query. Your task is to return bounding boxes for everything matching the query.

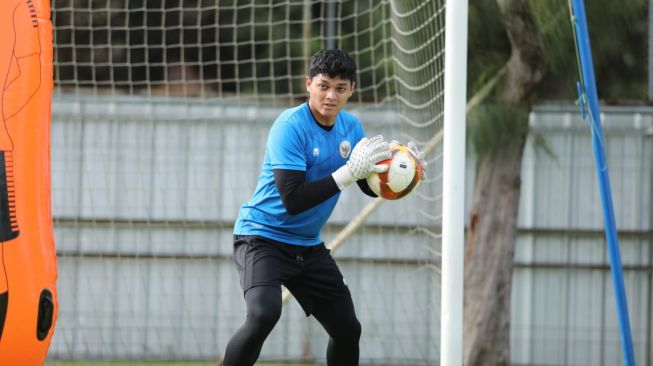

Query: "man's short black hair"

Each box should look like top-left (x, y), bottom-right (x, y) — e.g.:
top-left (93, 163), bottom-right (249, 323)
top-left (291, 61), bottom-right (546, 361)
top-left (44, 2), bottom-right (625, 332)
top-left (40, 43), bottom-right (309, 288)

top-left (308, 49), bottom-right (357, 84)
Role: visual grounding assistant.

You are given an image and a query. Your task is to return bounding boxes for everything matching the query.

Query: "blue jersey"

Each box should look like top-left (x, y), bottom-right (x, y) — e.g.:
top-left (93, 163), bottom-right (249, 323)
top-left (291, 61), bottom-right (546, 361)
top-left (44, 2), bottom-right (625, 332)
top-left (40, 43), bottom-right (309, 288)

top-left (234, 102), bottom-right (365, 246)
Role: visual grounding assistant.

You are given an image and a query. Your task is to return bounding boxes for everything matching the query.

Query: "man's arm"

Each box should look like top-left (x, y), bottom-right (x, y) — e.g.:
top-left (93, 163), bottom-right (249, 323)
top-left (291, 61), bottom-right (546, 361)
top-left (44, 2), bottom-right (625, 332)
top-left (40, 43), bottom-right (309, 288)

top-left (275, 169), bottom-right (378, 215)
top-left (274, 169), bottom-right (340, 215)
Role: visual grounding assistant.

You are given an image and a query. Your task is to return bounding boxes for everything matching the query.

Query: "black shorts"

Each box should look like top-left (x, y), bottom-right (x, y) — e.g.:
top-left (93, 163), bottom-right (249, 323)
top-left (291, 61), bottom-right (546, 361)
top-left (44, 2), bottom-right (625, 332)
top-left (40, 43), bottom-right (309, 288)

top-left (232, 235), bottom-right (351, 316)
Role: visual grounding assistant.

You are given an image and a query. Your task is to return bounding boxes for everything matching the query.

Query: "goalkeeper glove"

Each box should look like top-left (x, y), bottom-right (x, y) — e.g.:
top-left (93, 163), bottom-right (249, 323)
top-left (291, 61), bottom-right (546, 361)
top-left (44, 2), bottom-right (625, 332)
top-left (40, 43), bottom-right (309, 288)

top-left (389, 140), bottom-right (427, 181)
top-left (406, 140), bottom-right (427, 180)
top-left (332, 135), bottom-right (391, 190)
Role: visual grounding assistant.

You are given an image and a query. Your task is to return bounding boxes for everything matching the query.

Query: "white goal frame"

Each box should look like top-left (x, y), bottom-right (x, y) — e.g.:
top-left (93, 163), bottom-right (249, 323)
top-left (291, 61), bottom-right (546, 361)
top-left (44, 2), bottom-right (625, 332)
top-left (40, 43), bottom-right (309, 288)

top-left (441, 0), bottom-right (468, 365)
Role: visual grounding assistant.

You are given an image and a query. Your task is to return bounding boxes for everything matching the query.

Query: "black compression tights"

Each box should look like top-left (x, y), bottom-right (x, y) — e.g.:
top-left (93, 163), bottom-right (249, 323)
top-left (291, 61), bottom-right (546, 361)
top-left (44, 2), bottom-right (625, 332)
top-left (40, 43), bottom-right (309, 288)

top-left (222, 286), bottom-right (361, 366)
top-left (312, 293), bottom-right (361, 365)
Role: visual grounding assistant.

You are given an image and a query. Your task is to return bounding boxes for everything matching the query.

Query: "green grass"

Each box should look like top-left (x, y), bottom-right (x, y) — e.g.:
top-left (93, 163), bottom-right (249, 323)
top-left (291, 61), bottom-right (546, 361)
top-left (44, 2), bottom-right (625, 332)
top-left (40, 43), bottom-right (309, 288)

top-left (47, 364), bottom-right (214, 366)
top-left (47, 363), bottom-right (213, 366)
top-left (46, 362), bottom-right (316, 366)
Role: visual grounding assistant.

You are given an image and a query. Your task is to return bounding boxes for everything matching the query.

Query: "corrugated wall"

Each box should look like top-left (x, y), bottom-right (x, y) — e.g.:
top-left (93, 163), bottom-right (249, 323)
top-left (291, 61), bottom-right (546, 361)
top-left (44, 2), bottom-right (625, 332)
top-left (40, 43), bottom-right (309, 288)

top-left (48, 95), bottom-right (441, 365)
top-left (47, 98), bottom-right (652, 365)
top-left (511, 105), bottom-right (652, 366)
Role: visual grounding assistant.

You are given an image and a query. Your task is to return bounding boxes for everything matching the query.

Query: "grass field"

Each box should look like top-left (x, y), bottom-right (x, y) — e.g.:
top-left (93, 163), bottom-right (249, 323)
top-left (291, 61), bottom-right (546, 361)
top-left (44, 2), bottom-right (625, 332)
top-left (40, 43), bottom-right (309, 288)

top-left (46, 362), bottom-right (316, 366)
top-left (47, 363), bottom-right (214, 366)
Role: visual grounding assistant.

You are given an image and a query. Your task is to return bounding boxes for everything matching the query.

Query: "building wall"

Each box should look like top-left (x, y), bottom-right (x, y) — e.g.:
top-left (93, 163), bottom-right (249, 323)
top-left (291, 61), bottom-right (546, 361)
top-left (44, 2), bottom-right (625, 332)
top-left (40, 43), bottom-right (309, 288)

top-left (48, 95), bottom-right (442, 365)
top-left (47, 97), bottom-right (653, 365)
top-left (509, 105), bottom-right (652, 366)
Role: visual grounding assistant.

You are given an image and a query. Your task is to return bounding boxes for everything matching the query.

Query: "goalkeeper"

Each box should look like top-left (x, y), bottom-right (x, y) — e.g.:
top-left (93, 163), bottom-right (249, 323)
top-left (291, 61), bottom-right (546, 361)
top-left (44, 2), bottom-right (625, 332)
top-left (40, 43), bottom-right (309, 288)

top-left (222, 49), bottom-right (390, 366)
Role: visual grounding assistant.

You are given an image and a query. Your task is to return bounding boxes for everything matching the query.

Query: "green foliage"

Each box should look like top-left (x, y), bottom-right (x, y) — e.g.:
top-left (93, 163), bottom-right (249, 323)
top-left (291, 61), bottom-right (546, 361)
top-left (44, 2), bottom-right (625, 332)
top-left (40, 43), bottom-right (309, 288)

top-left (528, 0), bottom-right (648, 100)
top-left (467, 1), bottom-right (510, 96)
top-left (466, 0), bottom-right (647, 159)
top-left (467, 102), bottom-right (529, 160)
top-left (468, 0), bottom-right (648, 103)
top-left (531, 130), bottom-right (557, 161)
top-left (52, 1), bottom-right (394, 101)
top-left (53, 0), bottom-right (648, 102)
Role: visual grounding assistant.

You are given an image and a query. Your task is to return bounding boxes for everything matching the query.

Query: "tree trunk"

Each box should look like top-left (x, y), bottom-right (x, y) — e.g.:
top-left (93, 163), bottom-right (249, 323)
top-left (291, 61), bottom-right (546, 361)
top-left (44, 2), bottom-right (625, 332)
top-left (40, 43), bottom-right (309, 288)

top-left (463, 0), bottom-right (545, 364)
top-left (463, 142), bottom-right (525, 366)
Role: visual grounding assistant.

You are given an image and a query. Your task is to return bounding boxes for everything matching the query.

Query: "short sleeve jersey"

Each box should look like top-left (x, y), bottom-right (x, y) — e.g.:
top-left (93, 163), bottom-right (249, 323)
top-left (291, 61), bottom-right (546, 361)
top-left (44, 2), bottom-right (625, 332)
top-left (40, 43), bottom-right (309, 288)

top-left (233, 102), bottom-right (365, 246)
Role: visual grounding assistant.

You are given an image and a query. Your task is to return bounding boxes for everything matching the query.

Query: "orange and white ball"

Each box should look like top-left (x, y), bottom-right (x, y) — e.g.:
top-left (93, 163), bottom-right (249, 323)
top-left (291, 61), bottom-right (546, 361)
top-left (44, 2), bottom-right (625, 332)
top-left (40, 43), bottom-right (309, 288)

top-left (366, 144), bottom-right (424, 200)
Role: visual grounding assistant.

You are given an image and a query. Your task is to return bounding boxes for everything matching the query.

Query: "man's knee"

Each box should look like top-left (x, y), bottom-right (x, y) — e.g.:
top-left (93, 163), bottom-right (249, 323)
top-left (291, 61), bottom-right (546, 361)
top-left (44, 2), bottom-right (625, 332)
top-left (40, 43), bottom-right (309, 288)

top-left (333, 316), bottom-right (361, 343)
top-left (348, 317), bottom-right (362, 341)
top-left (248, 303), bottom-right (281, 330)
top-left (245, 288), bottom-right (282, 332)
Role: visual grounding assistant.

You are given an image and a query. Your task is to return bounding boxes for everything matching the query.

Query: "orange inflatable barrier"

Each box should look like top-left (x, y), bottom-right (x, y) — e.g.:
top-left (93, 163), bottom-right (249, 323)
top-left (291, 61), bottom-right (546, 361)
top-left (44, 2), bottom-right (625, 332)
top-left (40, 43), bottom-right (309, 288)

top-left (0, 0), bottom-right (57, 364)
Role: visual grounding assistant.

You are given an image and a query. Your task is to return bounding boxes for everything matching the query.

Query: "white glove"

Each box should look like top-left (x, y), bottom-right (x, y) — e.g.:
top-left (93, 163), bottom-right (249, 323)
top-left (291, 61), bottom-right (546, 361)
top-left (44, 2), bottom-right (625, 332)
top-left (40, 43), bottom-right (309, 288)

top-left (332, 135), bottom-right (391, 190)
top-left (390, 139), bottom-right (427, 176)
top-left (406, 141), bottom-right (422, 160)
top-left (406, 141), bottom-right (427, 180)
top-left (390, 139), bottom-right (424, 162)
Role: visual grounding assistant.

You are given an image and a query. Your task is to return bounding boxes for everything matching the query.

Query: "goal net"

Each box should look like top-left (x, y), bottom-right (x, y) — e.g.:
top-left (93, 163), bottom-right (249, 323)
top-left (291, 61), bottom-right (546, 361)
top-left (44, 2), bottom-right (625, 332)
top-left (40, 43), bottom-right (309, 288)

top-left (49, 0), bottom-right (464, 364)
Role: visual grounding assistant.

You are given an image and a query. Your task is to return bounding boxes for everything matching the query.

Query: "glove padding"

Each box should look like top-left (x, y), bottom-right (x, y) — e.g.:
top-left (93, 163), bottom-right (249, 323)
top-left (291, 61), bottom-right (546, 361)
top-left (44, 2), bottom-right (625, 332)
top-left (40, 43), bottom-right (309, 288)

top-left (332, 135), bottom-right (391, 190)
top-left (348, 135), bottom-right (391, 179)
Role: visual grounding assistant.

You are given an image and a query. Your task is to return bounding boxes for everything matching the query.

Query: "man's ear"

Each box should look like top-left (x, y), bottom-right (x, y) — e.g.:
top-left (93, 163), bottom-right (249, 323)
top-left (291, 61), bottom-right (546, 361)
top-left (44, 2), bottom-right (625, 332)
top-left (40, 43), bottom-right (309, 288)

top-left (305, 76), bottom-right (312, 92)
top-left (349, 81), bottom-right (356, 96)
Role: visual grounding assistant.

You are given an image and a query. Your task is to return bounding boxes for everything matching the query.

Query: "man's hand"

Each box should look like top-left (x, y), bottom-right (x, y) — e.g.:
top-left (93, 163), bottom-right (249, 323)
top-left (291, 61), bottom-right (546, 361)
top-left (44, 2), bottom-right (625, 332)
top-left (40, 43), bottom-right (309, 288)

top-left (347, 135), bottom-right (391, 179)
top-left (390, 140), bottom-right (427, 180)
top-left (406, 141), bottom-right (427, 180)
top-left (332, 135), bottom-right (391, 190)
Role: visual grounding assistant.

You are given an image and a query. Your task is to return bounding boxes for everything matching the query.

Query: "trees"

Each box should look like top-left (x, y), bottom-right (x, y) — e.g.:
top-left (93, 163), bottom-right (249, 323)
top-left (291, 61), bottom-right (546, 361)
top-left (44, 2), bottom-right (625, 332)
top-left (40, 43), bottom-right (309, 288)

top-left (464, 2), bottom-right (543, 364)
top-left (464, 0), bottom-right (646, 364)
top-left (52, 1), bottom-right (389, 100)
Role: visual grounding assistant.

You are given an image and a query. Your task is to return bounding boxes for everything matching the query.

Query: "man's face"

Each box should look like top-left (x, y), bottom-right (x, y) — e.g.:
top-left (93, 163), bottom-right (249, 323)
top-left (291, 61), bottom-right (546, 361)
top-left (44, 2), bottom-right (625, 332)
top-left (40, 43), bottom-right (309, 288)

top-left (306, 74), bottom-right (356, 126)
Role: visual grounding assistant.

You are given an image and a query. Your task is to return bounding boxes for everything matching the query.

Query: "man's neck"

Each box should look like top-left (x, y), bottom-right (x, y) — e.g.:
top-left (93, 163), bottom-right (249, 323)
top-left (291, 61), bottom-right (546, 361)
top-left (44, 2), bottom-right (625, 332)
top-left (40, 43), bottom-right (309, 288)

top-left (307, 103), bottom-right (335, 131)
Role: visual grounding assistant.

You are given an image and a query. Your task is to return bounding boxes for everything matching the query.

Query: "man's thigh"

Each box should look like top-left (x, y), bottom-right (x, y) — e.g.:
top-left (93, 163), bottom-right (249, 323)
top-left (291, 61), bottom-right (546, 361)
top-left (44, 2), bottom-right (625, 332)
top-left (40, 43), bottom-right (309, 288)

top-left (284, 244), bottom-right (351, 316)
top-left (233, 235), bottom-right (300, 292)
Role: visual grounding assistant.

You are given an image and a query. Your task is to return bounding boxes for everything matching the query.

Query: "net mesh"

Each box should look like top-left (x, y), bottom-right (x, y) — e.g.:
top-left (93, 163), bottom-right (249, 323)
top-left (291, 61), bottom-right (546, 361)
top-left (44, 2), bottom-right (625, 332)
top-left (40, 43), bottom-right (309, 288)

top-left (49, 0), bottom-right (446, 364)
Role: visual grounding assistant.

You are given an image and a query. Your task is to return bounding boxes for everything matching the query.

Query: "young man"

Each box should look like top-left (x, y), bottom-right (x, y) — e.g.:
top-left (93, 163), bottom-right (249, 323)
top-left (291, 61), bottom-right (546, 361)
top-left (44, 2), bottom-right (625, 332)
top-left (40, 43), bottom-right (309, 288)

top-left (222, 49), bottom-right (390, 366)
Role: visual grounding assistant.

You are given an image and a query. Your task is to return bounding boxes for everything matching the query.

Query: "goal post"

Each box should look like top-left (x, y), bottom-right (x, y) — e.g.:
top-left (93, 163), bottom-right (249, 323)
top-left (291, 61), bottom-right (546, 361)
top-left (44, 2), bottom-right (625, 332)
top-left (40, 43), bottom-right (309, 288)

top-left (441, 0), bottom-right (468, 365)
top-left (49, 1), bottom-right (466, 364)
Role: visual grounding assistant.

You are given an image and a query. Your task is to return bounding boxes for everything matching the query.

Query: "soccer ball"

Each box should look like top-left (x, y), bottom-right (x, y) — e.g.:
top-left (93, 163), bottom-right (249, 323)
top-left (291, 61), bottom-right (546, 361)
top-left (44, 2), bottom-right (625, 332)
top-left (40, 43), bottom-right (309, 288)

top-left (366, 143), bottom-right (424, 200)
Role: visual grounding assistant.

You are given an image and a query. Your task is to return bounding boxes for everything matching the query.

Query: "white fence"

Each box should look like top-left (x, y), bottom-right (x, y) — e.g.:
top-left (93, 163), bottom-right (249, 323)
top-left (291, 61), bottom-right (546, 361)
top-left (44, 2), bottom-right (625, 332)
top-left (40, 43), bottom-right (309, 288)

top-left (47, 97), bottom-right (652, 365)
top-left (48, 94), bottom-right (441, 365)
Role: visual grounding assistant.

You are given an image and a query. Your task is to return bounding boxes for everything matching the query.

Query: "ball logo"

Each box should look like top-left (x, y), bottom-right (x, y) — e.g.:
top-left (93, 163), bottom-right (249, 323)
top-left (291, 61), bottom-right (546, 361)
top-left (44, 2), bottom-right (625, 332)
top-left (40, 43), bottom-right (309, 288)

top-left (339, 140), bottom-right (351, 159)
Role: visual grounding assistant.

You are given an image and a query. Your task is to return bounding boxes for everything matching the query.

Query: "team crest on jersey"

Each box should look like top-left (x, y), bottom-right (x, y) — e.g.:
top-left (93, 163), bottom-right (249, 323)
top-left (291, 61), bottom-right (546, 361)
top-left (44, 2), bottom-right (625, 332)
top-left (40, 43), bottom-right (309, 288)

top-left (313, 147), bottom-right (319, 157)
top-left (339, 140), bottom-right (351, 159)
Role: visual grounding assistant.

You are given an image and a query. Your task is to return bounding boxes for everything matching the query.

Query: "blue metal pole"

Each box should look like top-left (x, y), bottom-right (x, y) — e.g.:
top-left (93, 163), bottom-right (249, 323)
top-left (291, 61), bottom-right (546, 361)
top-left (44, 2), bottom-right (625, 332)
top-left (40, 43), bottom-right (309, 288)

top-left (571, 0), bottom-right (636, 364)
